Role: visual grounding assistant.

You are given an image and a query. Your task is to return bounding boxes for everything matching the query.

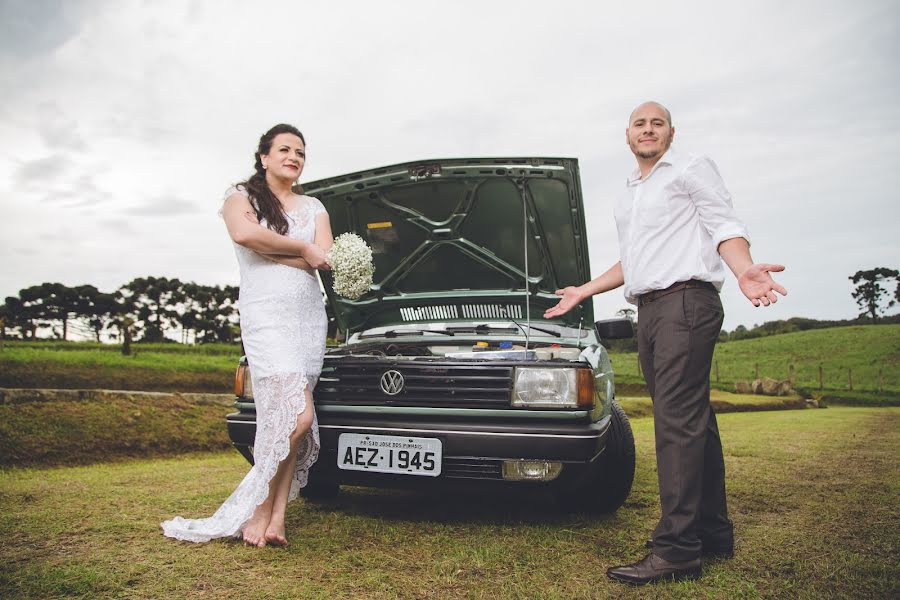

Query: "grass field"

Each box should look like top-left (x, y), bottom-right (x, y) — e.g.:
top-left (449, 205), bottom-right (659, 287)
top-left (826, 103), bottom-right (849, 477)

top-left (1, 325), bottom-right (897, 401)
top-left (610, 324), bottom-right (900, 399)
top-left (0, 341), bottom-right (241, 392)
top-left (0, 388), bottom-right (807, 468)
top-left (1, 407), bottom-right (896, 599)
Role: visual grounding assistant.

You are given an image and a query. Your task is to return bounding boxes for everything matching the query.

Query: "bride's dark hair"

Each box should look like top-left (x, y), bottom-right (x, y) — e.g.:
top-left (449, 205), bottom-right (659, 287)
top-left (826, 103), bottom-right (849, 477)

top-left (239, 123), bottom-right (306, 236)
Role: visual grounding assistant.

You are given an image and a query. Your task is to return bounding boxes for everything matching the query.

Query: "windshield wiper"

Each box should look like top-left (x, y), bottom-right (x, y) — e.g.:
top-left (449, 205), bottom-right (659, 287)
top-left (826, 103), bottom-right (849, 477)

top-left (447, 325), bottom-right (517, 335)
top-left (482, 321), bottom-right (561, 338)
top-left (514, 322), bottom-right (562, 338)
top-left (452, 323), bottom-right (562, 338)
top-left (365, 328), bottom-right (456, 339)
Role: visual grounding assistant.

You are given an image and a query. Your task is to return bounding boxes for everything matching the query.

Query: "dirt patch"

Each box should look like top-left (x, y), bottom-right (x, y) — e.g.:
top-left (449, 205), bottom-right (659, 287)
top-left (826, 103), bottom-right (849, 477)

top-left (0, 389), bottom-right (234, 467)
top-left (0, 363), bottom-right (231, 393)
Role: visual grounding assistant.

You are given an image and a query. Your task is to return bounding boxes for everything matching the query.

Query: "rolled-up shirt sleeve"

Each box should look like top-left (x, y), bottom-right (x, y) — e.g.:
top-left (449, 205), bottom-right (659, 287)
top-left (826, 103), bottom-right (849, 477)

top-left (683, 155), bottom-right (750, 248)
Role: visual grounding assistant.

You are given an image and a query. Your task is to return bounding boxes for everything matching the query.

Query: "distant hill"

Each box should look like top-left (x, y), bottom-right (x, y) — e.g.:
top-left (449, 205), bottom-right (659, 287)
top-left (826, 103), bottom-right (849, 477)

top-left (609, 324), bottom-right (900, 399)
top-left (721, 314), bottom-right (900, 342)
top-left (604, 314), bottom-right (900, 353)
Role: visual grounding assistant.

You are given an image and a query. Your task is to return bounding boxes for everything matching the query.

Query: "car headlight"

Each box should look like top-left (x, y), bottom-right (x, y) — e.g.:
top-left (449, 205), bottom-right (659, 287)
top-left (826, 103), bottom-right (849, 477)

top-left (512, 368), bottom-right (594, 408)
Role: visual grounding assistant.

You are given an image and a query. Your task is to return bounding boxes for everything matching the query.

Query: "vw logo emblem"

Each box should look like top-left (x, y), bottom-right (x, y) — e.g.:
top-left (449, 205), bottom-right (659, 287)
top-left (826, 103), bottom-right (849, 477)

top-left (380, 370), bottom-right (404, 395)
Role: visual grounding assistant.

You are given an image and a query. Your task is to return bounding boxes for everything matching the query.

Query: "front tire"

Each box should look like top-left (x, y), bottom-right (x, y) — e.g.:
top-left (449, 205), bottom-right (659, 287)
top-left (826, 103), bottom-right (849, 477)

top-left (565, 401), bottom-right (636, 513)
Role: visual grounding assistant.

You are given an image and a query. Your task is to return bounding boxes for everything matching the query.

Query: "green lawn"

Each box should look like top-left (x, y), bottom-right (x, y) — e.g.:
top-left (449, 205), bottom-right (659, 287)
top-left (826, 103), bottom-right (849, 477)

top-left (2, 325), bottom-right (898, 400)
top-left (610, 324), bottom-right (900, 400)
top-left (0, 341), bottom-right (240, 392)
top-left (1, 407), bottom-right (896, 599)
top-left (0, 387), bottom-right (806, 468)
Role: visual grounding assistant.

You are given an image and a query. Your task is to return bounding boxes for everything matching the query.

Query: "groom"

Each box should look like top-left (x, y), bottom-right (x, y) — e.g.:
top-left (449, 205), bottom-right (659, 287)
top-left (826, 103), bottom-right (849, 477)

top-left (544, 101), bottom-right (787, 585)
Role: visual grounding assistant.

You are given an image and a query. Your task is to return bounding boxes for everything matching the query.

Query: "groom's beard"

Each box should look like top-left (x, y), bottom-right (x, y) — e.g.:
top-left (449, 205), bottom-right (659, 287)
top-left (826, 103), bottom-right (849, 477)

top-left (629, 133), bottom-right (673, 160)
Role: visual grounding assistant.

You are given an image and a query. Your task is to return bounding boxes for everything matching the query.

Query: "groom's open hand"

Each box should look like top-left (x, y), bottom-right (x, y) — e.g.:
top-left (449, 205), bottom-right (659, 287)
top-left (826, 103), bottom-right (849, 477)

top-left (544, 286), bottom-right (584, 319)
top-left (738, 263), bottom-right (787, 307)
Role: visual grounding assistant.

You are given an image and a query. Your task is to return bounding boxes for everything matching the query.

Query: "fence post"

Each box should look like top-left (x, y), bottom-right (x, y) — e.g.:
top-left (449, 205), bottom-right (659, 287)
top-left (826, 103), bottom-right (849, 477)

top-left (715, 360), bottom-right (719, 383)
top-left (819, 365), bottom-right (824, 390)
top-left (789, 364), bottom-right (795, 385)
top-left (879, 367), bottom-right (884, 393)
top-left (848, 368), bottom-right (853, 391)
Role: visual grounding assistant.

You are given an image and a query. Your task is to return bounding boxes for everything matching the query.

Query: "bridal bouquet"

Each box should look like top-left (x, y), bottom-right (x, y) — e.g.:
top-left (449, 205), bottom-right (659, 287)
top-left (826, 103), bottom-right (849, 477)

top-left (328, 233), bottom-right (374, 300)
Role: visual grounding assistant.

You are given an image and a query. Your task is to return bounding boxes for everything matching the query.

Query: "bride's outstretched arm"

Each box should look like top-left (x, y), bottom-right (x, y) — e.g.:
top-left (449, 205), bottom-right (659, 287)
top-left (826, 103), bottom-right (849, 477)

top-left (222, 192), bottom-right (329, 269)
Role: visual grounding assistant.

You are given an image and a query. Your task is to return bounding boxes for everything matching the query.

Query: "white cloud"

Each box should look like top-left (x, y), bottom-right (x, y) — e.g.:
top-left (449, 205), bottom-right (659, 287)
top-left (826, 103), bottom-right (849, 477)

top-left (123, 195), bottom-right (202, 217)
top-left (0, 0), bottom-right (898, 329)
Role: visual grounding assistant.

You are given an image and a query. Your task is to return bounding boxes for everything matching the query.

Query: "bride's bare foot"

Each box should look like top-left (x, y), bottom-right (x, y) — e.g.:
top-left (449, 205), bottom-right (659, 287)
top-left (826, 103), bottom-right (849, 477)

top-left (242, 505), bottom-right (271, 548)
top-left (264, 514), bottom-right (288, 547)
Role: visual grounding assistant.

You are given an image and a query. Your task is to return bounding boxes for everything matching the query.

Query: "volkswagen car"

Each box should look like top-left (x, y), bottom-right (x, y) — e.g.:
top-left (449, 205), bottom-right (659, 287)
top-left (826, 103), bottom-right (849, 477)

top-left (226, 157), bottom-right (636, 513)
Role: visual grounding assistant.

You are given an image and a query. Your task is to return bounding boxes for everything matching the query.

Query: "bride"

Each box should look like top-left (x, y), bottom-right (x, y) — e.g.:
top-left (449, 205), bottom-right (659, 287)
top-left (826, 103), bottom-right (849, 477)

top-left (162, 124), bottom-right (332, 547)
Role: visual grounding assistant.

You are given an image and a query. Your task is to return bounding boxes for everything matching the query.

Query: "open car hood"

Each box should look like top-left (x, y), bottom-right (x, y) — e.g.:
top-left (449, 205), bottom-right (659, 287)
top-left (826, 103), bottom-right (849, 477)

top-left (305, 157), bottom-right (593, 334)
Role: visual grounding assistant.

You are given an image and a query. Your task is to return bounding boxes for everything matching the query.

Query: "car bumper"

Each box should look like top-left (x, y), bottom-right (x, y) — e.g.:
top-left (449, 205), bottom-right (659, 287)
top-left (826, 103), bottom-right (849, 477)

top-left (226, 405), bottom-right (611, 490)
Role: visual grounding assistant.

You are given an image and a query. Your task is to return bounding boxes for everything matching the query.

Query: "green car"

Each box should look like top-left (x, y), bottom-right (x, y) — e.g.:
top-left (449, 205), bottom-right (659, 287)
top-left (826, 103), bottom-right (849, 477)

top-left (227, 157), bottom-right (636, 513)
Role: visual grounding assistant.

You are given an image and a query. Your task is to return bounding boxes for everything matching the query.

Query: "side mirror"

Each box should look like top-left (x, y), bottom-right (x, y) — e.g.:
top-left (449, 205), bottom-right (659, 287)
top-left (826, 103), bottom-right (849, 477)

top-left (594, 317), bottom-right (634, 341)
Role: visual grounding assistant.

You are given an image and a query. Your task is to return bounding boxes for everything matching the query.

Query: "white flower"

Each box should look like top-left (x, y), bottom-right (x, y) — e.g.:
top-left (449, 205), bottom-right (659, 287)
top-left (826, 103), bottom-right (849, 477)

top-left (328, 233), bottom-right (374, 300)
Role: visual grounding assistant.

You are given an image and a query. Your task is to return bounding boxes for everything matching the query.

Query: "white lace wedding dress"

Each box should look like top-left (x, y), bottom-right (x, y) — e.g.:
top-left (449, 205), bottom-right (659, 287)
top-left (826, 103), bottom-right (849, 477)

top-left (161, 187), bottom-right (327, 543)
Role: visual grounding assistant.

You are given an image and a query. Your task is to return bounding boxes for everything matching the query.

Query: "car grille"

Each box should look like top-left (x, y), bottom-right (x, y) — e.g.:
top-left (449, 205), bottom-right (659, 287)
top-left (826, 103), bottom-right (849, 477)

top-left (316, 360), bottom-right (513, 409)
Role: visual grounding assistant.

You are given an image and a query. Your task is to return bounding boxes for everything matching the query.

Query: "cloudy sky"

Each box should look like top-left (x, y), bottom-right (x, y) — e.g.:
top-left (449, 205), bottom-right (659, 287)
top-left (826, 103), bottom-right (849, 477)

top-left (1, 0), bottom-right (898, 331)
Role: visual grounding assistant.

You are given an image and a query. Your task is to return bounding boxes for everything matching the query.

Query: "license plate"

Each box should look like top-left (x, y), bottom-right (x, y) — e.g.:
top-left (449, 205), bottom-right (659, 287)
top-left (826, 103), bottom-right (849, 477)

top-left (337, 433), bottom-right (442, 477)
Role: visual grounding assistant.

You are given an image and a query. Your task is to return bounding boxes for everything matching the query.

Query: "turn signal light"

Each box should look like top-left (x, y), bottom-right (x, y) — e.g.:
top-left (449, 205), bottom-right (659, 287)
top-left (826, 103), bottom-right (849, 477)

top-left (234, 364), bottom-right (253, 399)
top-left (576, 369), bottom-right (595, 408)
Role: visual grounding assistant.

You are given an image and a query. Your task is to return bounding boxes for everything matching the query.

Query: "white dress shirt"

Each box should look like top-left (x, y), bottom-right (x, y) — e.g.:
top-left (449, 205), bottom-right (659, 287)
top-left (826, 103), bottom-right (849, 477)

top-left (614, 147), bottom-right (750, 305)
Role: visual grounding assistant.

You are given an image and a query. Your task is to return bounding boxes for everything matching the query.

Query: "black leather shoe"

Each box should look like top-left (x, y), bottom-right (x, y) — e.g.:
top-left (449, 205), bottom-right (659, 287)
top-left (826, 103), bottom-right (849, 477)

top-left (644, 539), bottom-right (734, 558)
top-left (607, 553), bottom-right (702, 585)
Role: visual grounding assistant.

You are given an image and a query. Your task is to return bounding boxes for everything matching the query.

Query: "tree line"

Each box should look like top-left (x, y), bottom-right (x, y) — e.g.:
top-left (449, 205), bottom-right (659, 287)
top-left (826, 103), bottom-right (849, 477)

top-left (0, 277), bottom-right (239, 346)
top-left (2, 267), bottom-right (895, 349)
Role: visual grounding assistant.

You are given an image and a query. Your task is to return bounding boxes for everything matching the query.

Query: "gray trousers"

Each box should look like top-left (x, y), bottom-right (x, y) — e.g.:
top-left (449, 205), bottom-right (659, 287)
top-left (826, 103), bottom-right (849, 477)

top-left (637, 286), bottom-right (733, 562)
